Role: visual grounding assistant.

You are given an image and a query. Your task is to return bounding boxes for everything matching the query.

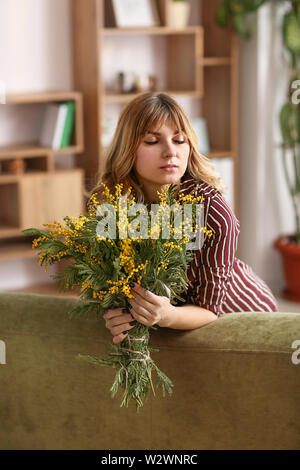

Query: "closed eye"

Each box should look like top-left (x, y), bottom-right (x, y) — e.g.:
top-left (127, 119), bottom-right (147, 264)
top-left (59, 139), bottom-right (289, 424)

top-left (145, 139), bottom-right (186, 145)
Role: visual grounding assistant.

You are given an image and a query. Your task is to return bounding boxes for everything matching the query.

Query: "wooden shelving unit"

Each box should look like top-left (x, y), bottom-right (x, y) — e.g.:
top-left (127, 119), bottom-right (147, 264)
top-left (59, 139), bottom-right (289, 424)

top-left (8, 282), bottom-right (81, 298)
top-left (0, 238), bottom-right (43, 261)
top-left (103, 90), bottom-right (203, 103)
top-left (2, 90), bottom-right (84, 157)
top-left (0, 90), bottom-right (85, 261)
top-left (101, 25), bottom-right (202, 35)
top-left (71, 0), bottom-right (239, 211)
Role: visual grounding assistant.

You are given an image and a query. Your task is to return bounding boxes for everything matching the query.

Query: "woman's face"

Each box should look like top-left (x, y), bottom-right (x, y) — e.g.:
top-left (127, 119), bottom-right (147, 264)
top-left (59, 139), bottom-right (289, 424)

top-left (133, 120), bottom-right (190, 202)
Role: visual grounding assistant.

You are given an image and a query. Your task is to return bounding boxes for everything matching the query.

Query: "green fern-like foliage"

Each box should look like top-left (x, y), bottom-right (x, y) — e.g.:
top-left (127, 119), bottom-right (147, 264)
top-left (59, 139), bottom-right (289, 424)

top-left (216, 0), bottom-right (300, 242)
top-left (216, 0), bottom-right (267, 38)
top-left (22, 183), bottom-right (209, 409)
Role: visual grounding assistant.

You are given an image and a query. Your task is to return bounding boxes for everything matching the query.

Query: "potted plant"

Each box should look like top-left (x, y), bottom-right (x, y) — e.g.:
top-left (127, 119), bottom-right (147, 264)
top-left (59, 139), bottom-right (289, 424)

top-left (275, 5), bottom-right (300, 302)
top-left (167, 0), bottom-right (191, 29)
top-left (216, 0), bottom-right (300, 301)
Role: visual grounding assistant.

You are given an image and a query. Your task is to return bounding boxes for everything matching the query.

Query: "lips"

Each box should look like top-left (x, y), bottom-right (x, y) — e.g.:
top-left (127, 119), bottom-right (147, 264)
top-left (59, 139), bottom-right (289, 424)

top-left (160, 165), bottom-right (178, 169)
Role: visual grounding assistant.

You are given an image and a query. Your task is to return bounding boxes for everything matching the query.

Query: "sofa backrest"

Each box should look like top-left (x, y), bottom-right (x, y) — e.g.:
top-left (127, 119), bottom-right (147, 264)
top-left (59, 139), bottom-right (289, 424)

top-left (0, 291), bottom-right (299, 450)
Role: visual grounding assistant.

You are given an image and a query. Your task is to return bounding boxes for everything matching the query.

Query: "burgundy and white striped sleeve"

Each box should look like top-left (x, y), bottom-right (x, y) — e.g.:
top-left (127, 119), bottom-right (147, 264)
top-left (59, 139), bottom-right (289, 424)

top-left (188, 193), bottom-right (240, 317)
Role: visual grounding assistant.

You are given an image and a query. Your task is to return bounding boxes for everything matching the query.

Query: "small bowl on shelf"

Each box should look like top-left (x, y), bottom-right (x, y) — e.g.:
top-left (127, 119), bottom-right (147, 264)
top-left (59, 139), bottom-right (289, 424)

top-left (3, 158), bottom-right (27, 174)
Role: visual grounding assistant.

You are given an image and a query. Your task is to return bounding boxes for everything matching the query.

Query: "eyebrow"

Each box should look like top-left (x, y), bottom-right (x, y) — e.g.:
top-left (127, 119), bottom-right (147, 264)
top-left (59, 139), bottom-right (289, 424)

top-left (146, 130), bottom-right (181, 136)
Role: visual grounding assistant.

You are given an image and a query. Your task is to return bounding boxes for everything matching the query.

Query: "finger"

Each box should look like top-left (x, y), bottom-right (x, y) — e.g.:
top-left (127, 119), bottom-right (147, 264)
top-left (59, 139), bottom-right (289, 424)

top-left (104, 307), bottom-right (129, 320)
top-left (106, 313), bottom-right (133, 329)
top-left (129, 297), bottom-right (151, 320)
top-left (131, 283), bottom-right (158, 305)
top-left (162, 283), bottom-right (171, 298)
top-left (130, 308), bottom-right (152, 327)
top-left (129, 300), bottom-right (157, 327)
top-left (113, 331), bottom-right (129, 345)
top-left (109, 320), bottom-right (136, 337)
top-left (130, 289), bottom-right (154, 312)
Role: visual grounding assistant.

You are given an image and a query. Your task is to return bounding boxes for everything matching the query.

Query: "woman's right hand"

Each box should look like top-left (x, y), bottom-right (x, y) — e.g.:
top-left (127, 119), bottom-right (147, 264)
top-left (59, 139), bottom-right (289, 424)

top-left (103, 307), bottom-right (136, 345)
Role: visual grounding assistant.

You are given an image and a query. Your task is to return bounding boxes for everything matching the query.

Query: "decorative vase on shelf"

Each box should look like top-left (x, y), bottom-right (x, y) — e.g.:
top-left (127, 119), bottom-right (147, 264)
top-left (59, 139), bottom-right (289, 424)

top-left (167, 0), bottom-right (191, 29)
top-left (274, 236), bottom-right (300, 303)
top-left (4, 158), bottom-right (26, 174)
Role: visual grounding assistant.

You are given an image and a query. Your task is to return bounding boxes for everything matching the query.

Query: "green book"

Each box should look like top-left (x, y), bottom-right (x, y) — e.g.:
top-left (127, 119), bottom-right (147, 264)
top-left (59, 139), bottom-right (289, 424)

top-left (60, 101), bottom-right (75, 148)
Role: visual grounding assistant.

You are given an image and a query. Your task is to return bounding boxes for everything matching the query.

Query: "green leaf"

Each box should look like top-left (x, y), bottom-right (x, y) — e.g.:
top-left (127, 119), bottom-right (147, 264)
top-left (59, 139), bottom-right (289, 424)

top-left (112, 257), bottom-right (121, 280)
top-left (283, 11), bottom-right (300, 55)
top-left (22, 228), bottom-right (52, 238)
top-left (230, 0), bottom-right (266, 13)
top-left (68, 303), bottom-right (100, 319)
top-left (216, 1), bottom-right (230, 28)
top-left (233, 12), bottom-right (250, 38)
top-left (280, 102), bottom-right (300, 145)
top-left (76, 354), bottom-right (107, 365)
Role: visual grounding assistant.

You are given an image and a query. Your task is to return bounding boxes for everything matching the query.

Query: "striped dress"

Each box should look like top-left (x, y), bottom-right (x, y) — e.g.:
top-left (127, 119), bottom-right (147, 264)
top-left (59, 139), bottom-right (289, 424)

top-left (177, 171), bottom-right (278, 316)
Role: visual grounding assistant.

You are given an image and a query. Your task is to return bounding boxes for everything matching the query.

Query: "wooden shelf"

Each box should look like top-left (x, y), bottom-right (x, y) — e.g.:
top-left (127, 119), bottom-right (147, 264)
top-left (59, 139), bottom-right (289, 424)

top-left (5, 90), bottom-right (82, 104)
top-left (104, 90), bottom-right (202, 103)
top-left (72, 0), bottom-right (239, 212)
top-left (8, 282), bottom-right (81, 298)
top-left (0, 239), bottom-right (36, 260)
top-left (0, 151), bottom-right (50, 162)
top-left (101, 26), bottom-right (203, 36)
top-left (0, 226), bottom-right (23, 239)
top-left (0, 90), bottom-right (85, 263)
top-left (207, 151), bottom-right (235, 159)
top-left (4, 91), bottom-right (84, 154)
top-left (0, 142), bottom-right (83, 159)
top-left (0, 169), bottom-right (53, 184)
top-left (0, 169), bottom-right (85, 246)
top-left (201, 57), bottom-right (232, 66)
top-left (0, 167), bottom-right (83, 183)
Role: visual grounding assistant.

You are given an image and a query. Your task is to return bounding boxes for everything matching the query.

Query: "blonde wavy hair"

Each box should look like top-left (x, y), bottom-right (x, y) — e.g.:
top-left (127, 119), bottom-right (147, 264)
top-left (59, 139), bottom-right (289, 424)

top-left (89, 92), bottom-right (223, 202)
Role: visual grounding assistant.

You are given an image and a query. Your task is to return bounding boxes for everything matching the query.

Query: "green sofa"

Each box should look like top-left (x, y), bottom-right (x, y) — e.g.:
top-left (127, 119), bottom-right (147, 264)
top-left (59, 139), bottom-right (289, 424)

top-left (0, 291), bottom-right (299, 450)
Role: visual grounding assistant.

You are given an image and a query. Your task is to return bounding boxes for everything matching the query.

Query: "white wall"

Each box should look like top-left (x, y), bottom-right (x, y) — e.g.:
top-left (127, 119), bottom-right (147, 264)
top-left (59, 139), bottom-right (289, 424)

top-left (0, 0), bottom-right (72, 290)
top-left (0, 0), bottom-right (294, 292)
top-left (0, 0), bottom-right (72, 93)
top-left (101, 2), bottom-right (297, 293)
top-left (238, 2), bottom-right (293, 291)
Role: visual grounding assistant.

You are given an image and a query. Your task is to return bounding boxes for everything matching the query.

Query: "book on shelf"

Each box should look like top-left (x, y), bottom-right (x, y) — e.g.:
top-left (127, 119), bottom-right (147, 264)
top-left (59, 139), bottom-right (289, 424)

top-left (190, 117), bottom-right (210, 155)
top-left (210, 157), bottom-right (234, 209)
top-left (40, 101), bottom-right (75, 150)
top-left (60, 101), bottom-right (75, 148)
top-left (190, 118), bottom-right (234, 209)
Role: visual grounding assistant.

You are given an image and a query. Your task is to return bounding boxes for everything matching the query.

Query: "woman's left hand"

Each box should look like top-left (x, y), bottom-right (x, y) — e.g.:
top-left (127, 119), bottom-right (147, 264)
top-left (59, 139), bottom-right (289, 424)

top-left (128, 283), bottom-right (174, 328)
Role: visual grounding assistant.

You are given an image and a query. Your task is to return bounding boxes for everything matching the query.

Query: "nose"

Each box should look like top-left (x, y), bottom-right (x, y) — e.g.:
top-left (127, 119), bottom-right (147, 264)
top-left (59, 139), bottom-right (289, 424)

top-left (162, 140), bottom-right (177, 158)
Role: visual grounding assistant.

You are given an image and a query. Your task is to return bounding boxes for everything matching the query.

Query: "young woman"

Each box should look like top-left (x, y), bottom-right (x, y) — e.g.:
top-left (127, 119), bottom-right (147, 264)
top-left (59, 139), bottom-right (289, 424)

top-left (90, 92), bottom-right (278, 345)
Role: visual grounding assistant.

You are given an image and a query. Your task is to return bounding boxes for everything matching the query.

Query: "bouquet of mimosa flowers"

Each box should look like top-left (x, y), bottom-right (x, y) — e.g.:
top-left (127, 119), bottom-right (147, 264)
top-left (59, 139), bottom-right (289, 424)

top-left (23, 183), bottom-right (211, 410)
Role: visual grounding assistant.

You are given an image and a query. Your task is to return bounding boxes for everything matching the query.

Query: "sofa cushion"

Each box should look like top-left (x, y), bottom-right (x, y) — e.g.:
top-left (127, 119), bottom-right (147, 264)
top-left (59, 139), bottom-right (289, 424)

top-left (0, 291), bottom-right (299, 450)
